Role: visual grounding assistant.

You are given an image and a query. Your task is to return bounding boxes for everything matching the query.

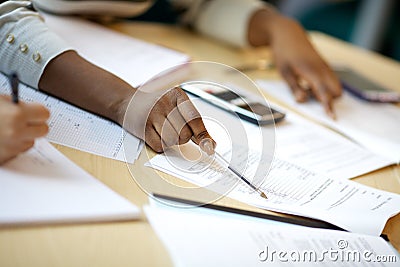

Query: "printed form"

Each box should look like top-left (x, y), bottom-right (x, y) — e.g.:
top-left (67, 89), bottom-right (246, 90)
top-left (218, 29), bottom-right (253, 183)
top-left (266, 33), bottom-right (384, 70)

top-left (145, 203), bottom-right (399, 266)
top-left (148, 146), bottom-right (400, 236)
top-left (0, 74), bottom-right (140, 163)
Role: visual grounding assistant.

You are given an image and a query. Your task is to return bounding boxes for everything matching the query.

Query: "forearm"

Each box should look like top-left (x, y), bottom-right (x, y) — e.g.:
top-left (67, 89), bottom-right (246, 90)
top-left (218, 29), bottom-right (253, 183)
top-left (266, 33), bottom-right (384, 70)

top-left (248, 6), bottom-right (312, 49)
top-left (38, 50), bottom-right (134, 126)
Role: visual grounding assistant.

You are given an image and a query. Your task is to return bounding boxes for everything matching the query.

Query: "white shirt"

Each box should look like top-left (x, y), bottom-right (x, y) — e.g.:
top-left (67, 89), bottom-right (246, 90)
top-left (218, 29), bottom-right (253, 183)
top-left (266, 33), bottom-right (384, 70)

top-left (0, 0), bottom-right (264, 88)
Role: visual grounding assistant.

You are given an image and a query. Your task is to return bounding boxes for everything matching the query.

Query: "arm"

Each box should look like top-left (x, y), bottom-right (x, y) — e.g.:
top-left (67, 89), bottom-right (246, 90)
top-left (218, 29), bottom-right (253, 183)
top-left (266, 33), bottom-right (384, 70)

top-left (39, 51), bottom-right (216, 154)
top-left (247, 7), bottom-right (342, 118)
top-left (184, 0), bottom-right (342, 118)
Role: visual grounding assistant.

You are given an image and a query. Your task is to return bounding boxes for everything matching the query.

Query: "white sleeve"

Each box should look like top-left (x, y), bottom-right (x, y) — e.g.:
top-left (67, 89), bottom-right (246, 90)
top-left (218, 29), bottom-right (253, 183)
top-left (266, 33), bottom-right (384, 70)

top-left (0, 1), bottom-right (74, 89)
top-left (182, 0), bottom-right (266, 47)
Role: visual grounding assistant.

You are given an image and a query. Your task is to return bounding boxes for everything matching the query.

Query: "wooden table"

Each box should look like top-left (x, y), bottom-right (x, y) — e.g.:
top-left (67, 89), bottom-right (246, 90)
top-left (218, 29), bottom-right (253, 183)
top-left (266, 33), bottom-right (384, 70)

top-left (1, 22), bottom-right (399, 267)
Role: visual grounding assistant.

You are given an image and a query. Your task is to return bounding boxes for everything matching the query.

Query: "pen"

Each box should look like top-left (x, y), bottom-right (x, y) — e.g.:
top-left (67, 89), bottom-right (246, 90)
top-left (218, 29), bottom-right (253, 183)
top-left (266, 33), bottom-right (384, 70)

top-left (10, 73), bottom-right (19, 104)
top-left (152, 193), bottom-right (345, 231)
top-left (214, 151), bottom-right (268, 199)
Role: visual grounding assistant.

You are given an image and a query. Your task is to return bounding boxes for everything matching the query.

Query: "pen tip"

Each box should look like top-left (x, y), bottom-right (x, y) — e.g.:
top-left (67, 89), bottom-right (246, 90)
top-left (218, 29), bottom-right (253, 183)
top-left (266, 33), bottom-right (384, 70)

top-left (260, 192), bottom-right (268, 199)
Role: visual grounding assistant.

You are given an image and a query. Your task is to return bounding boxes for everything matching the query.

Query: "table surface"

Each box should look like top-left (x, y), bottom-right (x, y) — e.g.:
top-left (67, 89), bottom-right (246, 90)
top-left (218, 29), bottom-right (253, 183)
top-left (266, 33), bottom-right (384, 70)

top-left (1, 22), bottom-right (399, 267)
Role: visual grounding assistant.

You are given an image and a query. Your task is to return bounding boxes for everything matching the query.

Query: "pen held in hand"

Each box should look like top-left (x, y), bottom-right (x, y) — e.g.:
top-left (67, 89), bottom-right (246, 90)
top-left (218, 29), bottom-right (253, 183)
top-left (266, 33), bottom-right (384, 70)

top-left (214, 151), bottom-right (268, 199)
top-left (10, 73), bottom-right (19, 104)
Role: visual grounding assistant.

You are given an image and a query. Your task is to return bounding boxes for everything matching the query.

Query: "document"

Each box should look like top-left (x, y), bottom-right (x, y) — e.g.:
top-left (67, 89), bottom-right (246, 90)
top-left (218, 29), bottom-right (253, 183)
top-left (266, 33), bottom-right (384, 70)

top-left (147, 147), bottom-right (400, 235)
top-left (146, 96), bottom-right (400, 235)
top-left (0, 139), bottom-right (140, 224)
top-left (0, 74), bottom-right (141, 163)
top-left (183, 91), bottom-right (392, 180)
top-left (257, 80), bottom-right (400, 162)
top-left (144, 203), bottom-right (399, 267)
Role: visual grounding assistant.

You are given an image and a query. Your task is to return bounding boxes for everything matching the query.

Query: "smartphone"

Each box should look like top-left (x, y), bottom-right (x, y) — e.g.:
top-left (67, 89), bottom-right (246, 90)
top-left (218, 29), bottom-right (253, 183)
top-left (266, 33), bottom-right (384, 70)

top-left (333, 67), bottom-right (400, 103)
top-left (180, 82), bottom-right (285, 125)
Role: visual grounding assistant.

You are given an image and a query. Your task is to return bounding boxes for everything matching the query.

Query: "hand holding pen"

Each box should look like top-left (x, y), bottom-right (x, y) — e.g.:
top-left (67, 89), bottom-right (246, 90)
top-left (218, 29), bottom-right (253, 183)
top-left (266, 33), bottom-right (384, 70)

top-left (214, 151), bottom-right (268, 199)
top-left (0, 73), bottom-right (50, 164)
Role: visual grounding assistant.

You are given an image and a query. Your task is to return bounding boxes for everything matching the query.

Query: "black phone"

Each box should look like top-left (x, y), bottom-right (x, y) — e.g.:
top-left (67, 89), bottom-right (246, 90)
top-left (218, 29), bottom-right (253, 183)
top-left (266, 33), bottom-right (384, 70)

top-left (181, 82), bottom-right (285, 125)
top-left (334, 67), bottom-right (400, 103)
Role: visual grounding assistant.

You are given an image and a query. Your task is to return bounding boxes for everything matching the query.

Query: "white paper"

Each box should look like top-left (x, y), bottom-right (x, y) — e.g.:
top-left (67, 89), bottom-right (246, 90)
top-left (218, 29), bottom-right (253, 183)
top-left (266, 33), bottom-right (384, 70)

top-left (0, 74), bottom-right (141, 163)
top-left (43, 13), bottom-right (190, 88)
top-left (275, 112), bottom-right (393, 179)
top-left (0, 139), bottom-right (140, 224)
top-left (257, 80), bottom-right (400, 162)
top-left (144, 204), bottom-right (399, 267)
top-left (147, 147), bottom-right (400, 235)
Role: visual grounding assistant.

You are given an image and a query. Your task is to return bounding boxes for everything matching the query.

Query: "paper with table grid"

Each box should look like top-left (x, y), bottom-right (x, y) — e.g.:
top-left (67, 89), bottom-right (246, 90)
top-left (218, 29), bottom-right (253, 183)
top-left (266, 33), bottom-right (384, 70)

top-left (0, 74), bottom-right (140, 162)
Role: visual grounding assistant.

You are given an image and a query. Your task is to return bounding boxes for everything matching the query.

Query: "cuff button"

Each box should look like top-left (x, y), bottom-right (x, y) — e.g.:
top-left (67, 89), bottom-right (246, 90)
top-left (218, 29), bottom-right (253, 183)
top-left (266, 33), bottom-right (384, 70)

top-left (32, 52), bottom-right (41, 62)
top-left (19, 44), bottom-right (28, 53)
top-left (6, 34), bottom-right (15, 44)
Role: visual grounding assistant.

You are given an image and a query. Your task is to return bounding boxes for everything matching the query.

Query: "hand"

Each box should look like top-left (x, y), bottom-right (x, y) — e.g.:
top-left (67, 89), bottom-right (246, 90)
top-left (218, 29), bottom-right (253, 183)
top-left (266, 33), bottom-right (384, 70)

top-left (0, 95), bottom-right (50, 164)
top-left (248, 10), bottom-right (342, 118)
top-left (39, 51), bottom-right (215, 155)
top-left (123, 86), bottom-right (216, 155)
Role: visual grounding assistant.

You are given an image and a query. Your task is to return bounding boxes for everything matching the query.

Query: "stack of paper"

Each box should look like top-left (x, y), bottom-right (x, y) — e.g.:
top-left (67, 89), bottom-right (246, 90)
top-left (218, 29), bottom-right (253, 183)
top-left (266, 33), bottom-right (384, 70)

top-left (145, 201), bottom-right (399, 266)
top-left (145, 95), bottom-right (400, 235)
top-left (0, 139), bottom-right (140, 224)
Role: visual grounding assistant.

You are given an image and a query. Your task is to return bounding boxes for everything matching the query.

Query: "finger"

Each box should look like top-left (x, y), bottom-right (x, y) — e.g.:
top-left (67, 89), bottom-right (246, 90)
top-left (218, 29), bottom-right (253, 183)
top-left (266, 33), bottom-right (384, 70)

top-left (0, 140), bottom-right (34, 164)
top-left (21, 103), bottom-right (50, 123)
top-left (19, 140), bottom-right (35, 153)
top-left (152, 116), bottom-right (180, 148)
top-left (324, 69), bottom-right (342, 98)
top-left (309, 80), bottom-right (336, 119)
top-left (144, 125), bottom-right (164, 153)
top-left (175, 88), bottom-right (216, 155)
top-left (21, 124), bottom-right (49, 140)
top-left (292, 64), bottom-right (337, 119)
top-left (166, 107), bottom-right (193, 145)
top-left (280, 64), bottom-right (309, 102)
top-left (0, 94), bottom-right (12, 102)
top-left (2, 140), bottom-right (35, 156)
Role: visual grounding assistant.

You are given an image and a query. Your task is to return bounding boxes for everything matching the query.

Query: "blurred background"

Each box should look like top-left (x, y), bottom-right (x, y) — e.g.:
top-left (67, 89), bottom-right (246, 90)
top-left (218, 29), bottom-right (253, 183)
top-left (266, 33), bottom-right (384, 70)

top-left (134, 0), bottom-right (399, 62)
top-left (267, 0), bottom-right (400, 61)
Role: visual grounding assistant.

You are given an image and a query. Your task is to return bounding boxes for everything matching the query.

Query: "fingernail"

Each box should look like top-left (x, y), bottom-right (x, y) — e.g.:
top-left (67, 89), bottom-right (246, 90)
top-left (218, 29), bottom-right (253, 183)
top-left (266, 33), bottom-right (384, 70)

top-left (329, 111), bottom-right (336, 120)
top-left (199, 138), bottom-right (215, 156)
top-left (295, 91), bottom-right (305, 102)
top-left (327, 109), bottom-right (336, 120)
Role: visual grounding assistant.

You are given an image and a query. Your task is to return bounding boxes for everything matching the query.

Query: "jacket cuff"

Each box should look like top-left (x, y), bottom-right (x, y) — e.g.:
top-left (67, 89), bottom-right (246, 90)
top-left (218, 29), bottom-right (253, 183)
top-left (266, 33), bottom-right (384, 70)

top-left (1, 15), bottom-right (73, 88)
top-left (193, 0), bottom-right (265, 47)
